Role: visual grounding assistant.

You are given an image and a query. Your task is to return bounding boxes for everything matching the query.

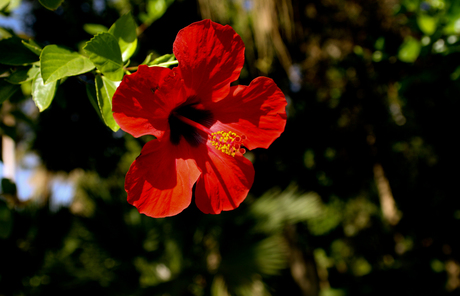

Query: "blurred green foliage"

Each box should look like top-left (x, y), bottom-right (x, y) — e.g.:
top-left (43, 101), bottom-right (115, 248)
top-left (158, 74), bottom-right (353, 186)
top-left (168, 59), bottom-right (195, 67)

top-left (1, 0), bottom-right (460, 295)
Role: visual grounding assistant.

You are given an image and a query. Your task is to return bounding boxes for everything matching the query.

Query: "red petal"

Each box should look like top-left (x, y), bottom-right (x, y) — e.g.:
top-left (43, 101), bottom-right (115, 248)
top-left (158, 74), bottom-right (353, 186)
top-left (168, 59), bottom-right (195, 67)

top-left (125, 137), bottom-right (201, 218)
top-left (173, 19), bottom-right (245, 103)
top-left (209, 77), bottom-right (287, 150)
top-left (194, 148), bottom-right (255, 214)
top-left (112, 65), bottom-right (186, 139)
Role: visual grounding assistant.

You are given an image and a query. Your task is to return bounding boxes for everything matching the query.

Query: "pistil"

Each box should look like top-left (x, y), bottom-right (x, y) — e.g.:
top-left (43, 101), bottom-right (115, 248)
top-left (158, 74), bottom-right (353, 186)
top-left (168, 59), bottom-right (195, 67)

top-left (173, 112), bottom-right (246, 157)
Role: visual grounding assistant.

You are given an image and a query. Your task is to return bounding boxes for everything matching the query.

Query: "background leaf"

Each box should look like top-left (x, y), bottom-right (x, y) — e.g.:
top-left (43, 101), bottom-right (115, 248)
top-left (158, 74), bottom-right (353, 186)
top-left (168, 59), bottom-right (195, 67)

top-left (139, 0), bottom-right (174, 26)
top-left (2, 0), bottom-right (18, 11)
top-left (417, 14), bottom-right (437, 35)
top-left (0, 64), bottom-right (10, 75)
top-left (95, 74), bottom-right (120, 132)
top-left (398, 37), bottom-right (421, 63)
top-left (108, 13), bottom-right (138, 62)
top-left (38, 0), bottom-right (64, 10)
top-left (83, 23), bottom-right (108, 35)
top-left (84, 33), bottom-right (124, 81)
top-left (21, 39), bottom-right (43, 56)
top-left (0, 79), bottom-right (20, 104)
top-left (0, 37), bottom-right (39, 66)
top-left (0, 0), bottom-right (9, 10)
top-left (40, 45), bottom-right (95, 84)
top-left (5, 65), bottom-right (40, 84)
top-left (32, 72), bottom-right (58, 111)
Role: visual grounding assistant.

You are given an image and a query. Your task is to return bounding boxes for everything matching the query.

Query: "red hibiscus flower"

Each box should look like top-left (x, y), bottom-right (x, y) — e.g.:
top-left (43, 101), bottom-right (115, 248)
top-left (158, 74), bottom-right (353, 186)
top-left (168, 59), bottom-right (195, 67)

top-left (112, 20), bottom-right (287, 218)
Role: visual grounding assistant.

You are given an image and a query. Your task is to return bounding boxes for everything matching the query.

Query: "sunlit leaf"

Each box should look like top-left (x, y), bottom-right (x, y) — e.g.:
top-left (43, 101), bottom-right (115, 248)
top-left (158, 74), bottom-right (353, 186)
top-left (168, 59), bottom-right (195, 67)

top-left (308, 198), bottom-right (343, 236)
top-left (148, 53), bottom-right (175, 65)
top-left (0, 37), bottom-right (39, 66)
top-left (108, 13), bottom-right (138, 62)
top-left (21, 39), bottom-right (43, 56)
top-left (398, 37), bottom-right (421, 63)
top-left (83, 23), bottom-right (109, 35)
top-left (32, 72), bottom-right (58, 111)
top-left (6, 65), bottom-right (39, 84)
top-left (38, 0), bottom-right (64, 10)
top-left (0, 79), bottom-right (20, 104)
top-left (0, 0), bottom-right (9, 10)
top-left (95, 74), bottom-right (120, 132)
top-left (443, 18), bottom-right (460, 35)
top-left (141, 52), bottom-right (154, 65)
top-left (139, 0), bottom-right (174, 26)
top-left (2, 0), bottom-right (19, 12)
top-left (417, 14), bottom-right (437, 36)
top-left (40, 45), bottom-right (95, 84)
top-left (211, 275), bottom-right (229, 296)
top-left (250, 185), bottom-right (323, 233)
top-left (84, 33), bottom-right (124, 81)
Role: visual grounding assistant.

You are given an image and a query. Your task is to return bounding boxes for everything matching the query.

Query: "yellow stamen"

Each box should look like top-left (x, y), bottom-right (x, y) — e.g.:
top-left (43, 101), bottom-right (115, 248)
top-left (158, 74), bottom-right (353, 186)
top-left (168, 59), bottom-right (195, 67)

top-left (210, 131), bottom-right (246, 157)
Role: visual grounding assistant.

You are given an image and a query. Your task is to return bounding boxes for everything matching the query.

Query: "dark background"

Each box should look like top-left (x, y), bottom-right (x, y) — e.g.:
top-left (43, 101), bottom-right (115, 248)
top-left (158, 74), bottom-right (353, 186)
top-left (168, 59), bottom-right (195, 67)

top-left (1, 0), bottom-right (460, 295)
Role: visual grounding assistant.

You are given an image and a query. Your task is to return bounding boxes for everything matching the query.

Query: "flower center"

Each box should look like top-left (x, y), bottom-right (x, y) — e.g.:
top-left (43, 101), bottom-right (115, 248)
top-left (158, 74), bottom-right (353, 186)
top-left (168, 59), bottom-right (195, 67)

top-left (172, 110), bottom-right (246, 157)
top-left (168, 104), bottom-right (213, 146)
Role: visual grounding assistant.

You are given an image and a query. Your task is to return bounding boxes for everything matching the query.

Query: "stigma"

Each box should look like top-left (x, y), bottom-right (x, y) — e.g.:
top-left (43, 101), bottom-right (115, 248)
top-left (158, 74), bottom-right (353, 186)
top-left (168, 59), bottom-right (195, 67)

top-left (210, 131), bottom-right (246, 157)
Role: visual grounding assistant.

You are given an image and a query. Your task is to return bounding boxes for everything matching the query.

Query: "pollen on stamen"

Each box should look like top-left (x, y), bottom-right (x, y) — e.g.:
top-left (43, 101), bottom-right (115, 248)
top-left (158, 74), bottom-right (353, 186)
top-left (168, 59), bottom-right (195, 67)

top-left (210, 131), bottom-right (246, 157)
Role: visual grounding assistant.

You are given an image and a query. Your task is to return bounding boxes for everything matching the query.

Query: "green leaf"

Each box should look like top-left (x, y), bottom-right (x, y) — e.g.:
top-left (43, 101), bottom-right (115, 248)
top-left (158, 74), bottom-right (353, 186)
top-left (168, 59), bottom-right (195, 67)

top-left (451, 65), bottom-right (460, 80)
top-left (0, 27), bottom-right (12, 39)
top-left (148, 53), bottom-right (175, 65)
top-left (0, 79), bottom-right (20, 104)
top-left (95, 75), bottom-right (119, 131)
top-left (108, 13), bottom-right (138, 62)
top-left (38, 0), bottom-right (64, 10)
top-left (32, 72), bottom-right (58, 111)
top-left (1, 0), bottom-right (18, 12)
top-left (398, 37), bottom-right (421, 63)
top-left (84, 33), bottom-right (124, 81)
top-left (374, 37), bottom-right (385, 51)
top-left (0, 0), bottom-right (9, 10)
top-left (0, 37), bottom-right (39, 66)
top-left (85, 83), bottom-right (103, 121)
top-left (139, 0), bottom-right (174, 26)
top-left (6, 66), bottom-right (39, 84)
top-left (146, 53), bottom-right (177, 68)
top-left (402, 0), bottom-right (418, 12)
top-left (443, 17), bottom-right (460, 35)
top-left (417, 14), bottom-right (437, 36)
top-left (40, 45), bottom-right (95, 84)
top-left (141, 53), bottom-right (154, 65)
top-left (21, 39), bottom-right (43, 56)
top-left (83, 23), bottom-right (109, 35)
